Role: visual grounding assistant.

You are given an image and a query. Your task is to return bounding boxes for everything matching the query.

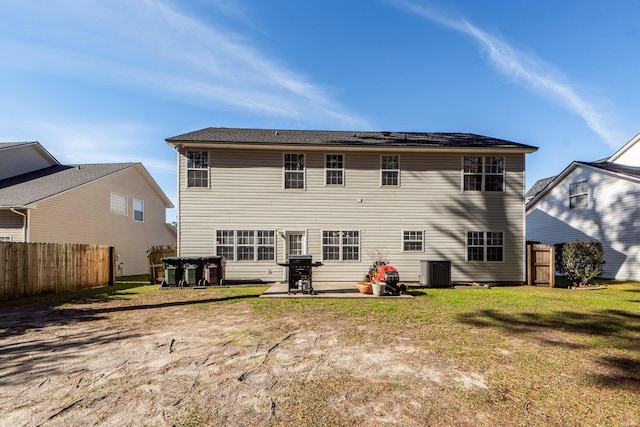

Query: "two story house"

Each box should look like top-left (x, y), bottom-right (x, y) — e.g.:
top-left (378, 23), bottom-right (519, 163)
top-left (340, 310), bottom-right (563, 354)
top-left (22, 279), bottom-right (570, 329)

top-left (526, 133), bottom-right (640, 280)
top-left (0, 141), bottom-right (176, 276)
top-left (166, 128), bottom-right (537, 284)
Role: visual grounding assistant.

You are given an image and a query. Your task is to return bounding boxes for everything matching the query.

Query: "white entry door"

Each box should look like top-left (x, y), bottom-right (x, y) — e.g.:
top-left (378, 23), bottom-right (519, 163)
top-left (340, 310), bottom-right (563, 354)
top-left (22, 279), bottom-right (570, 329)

top-left (284, 231), bottom-right (305, 280)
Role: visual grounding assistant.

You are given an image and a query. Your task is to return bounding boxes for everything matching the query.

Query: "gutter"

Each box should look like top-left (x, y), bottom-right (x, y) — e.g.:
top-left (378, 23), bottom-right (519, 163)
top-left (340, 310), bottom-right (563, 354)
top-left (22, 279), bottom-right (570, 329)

top-left (9, 207), bottom-right (27, 241)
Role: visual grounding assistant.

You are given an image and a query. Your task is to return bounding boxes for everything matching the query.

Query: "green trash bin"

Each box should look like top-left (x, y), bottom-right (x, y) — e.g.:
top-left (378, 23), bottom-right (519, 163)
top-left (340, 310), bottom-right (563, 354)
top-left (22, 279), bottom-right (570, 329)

top-left (181, 257), bottom-right (203, 286)
top-left (161, 257), bottom-right (183, 286)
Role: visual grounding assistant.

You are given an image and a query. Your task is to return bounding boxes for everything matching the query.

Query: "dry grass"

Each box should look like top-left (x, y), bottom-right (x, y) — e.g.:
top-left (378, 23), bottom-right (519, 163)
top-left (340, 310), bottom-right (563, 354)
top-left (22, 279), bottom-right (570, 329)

top-left (0, 279), bottom-right (638, 426)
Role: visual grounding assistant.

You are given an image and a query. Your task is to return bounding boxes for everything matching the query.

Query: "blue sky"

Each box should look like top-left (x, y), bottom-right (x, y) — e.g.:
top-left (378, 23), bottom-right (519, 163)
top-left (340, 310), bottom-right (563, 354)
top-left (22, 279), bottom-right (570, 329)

top-left (2, 0), bottom-right (639, 221)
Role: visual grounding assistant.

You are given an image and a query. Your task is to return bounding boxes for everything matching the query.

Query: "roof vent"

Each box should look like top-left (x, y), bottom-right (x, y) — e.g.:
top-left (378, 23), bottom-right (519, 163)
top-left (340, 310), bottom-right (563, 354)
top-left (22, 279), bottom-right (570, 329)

top-left (275, 130), bottom-right (279, 136)
top-left (381, 131), bottom-right (391, 137)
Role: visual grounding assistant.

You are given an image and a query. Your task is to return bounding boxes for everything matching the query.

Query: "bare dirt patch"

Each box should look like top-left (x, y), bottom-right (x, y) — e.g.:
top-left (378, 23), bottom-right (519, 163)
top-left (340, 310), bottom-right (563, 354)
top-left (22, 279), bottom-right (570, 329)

top-left (0, 288), bottom-right (487, 426)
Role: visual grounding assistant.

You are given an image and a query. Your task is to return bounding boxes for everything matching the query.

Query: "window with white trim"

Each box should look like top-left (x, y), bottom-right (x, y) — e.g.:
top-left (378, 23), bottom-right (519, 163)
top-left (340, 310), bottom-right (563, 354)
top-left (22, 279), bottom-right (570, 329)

top-left (403, 231), bottom-right (424, 252)
top-left (325, 154), bottom-right (344, 185)
top-left (463, 156), bottom-right (504, 191)
top-left (0, 237), bottom-right (11, 242)
top-left (467, 231), bottom-right (503, 262)
top-left (322, 230), bottom-right (360, 261)
top-left (216, 230), bottom-right (276, 262)
top-left (284, 153), bottom-right (305, 189)
top-left (381, 155), bottom-right (399, 186)
top-left (569, 180), bottom-right (588, 209)
top-left (186, 151), bottom-right (209, 188)
top-left (133, 199), bottom-right (144, 222)
top-left (110, 192), bottom-right (128, 216)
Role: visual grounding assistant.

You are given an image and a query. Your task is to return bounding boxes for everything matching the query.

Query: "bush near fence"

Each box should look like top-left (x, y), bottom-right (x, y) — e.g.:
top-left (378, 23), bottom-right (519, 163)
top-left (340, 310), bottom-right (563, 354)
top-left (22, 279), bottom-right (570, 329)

top-left (0, 242), bottom-right (115, 301)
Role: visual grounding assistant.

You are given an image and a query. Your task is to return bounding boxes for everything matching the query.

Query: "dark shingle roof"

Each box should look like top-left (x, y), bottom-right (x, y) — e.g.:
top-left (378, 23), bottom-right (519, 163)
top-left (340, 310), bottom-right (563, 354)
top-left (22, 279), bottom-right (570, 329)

top-left (0, 163), bottom-right (137, 207)
top-left (525, 176), bottom-right (557, 200)
top-left (166, 127), bottom-right (537, 150)
top-left (580, 161), bottom-right (640, 179)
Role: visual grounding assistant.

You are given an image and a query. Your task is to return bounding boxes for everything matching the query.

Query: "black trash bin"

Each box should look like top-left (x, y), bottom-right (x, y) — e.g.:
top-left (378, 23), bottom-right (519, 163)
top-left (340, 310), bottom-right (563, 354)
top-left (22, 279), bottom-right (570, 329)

top-left (161, 257), bottom-right (184, 287)
top-left (181, 256), bottom-right (204, 286)
top-left (200, 256), bottom-right (226, 286)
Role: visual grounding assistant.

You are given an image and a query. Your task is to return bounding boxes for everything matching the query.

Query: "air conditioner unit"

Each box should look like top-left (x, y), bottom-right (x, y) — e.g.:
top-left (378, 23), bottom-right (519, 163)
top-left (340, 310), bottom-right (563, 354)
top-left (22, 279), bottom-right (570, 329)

top-left (420, 260), bottom-right (451, 287)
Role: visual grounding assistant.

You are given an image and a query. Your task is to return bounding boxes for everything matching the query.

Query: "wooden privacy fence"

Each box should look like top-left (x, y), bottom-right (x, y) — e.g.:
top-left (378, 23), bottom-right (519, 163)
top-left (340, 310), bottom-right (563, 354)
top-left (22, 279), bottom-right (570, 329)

top-left (0, 242), bottom-right (115, 301)
top-left (527, 243), bottom-right (555, 287)
top-left (147, 244), bottom-right (177, 284)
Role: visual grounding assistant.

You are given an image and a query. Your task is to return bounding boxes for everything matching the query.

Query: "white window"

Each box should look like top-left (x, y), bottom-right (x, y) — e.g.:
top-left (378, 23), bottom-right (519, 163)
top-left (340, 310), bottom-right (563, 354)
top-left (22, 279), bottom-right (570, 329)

top-left (216, 230), bottom-right (276, 262)
top-left (110, 192), bottom-right (128, 216)
top-left (463, 156), bottom-right (505, 191)
top-left (569, 180), bottom-right (588, 209)
top-left (187, 151), bottom-right (209, 188)
top-left (381, 155), bottom-right (399, 186)
top-left (133, 199), bottom-right (144, 222)
top-left (322, 230), bottom-right (360, 261)
top-left (403, 231), bottom-right (424, 252)
top-left (467, 231), bottom-right (503, 262)
top-left (284, 153), bottom-right (305, 189)
top-left (325, 154), bottom-right (344, 185)
top-left (0, 237), bottom-right (11, 242)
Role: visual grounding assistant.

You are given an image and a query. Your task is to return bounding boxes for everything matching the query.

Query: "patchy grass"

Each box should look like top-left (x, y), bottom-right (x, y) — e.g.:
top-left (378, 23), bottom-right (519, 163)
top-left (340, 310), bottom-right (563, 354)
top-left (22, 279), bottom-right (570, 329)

top-left (2, 279), bottom-right (638, 426)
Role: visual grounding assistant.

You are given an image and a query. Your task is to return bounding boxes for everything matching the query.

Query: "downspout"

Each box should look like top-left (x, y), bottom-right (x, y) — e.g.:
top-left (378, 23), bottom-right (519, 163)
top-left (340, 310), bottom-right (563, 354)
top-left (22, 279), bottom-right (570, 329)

top-left (10, 207), bottom-right (27, 242)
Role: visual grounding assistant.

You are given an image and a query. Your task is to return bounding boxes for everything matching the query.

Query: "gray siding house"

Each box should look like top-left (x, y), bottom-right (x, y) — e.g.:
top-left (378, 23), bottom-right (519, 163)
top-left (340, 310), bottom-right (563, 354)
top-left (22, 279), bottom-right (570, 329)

top-left (167, 128), bottom-right (537, 284)
top-left (526, 133), bottom-right (640, 281)
top-left (0, 142), bottom-right (176, 276)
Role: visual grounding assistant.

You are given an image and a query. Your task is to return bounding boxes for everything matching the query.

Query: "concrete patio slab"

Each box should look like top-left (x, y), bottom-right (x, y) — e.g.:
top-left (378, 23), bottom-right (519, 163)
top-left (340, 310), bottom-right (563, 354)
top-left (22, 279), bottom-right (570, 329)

top-left (259, 282), bottom-right (413, 299)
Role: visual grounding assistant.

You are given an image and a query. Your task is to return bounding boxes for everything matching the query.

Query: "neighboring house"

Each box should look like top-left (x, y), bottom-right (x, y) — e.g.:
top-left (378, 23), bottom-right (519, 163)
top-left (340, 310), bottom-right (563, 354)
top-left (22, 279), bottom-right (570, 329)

top-left (166, 127), bottom-right (537, 283)
top-left (0, 141), bottom-right (176, 276)
top-left (526, 133), bottom-right (640, 280)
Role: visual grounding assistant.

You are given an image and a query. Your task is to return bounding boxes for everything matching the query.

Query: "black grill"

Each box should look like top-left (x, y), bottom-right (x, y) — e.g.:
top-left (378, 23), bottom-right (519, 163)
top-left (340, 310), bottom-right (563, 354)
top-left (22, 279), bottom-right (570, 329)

top-left (278, 255), bottom-right (323, 294)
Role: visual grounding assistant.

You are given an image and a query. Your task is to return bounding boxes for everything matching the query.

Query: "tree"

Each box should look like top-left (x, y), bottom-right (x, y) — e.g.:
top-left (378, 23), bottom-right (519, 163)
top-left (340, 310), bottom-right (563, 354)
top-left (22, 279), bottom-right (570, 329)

top-left (560, 241), bottom-right (605, 287)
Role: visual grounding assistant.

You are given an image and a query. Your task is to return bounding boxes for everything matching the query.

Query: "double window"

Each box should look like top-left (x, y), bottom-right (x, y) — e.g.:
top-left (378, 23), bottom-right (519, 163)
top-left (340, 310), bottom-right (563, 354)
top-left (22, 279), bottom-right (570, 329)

top-left (325, 154), bottom-right (344, 185)
top-left (569, 180), bottom-right (588, 209)
top-left (463, 156), bottom-right (504, 191)
top-left (284, 153), bottom-right (305, 189)
top-left (467, 231), bottom-right (504, 262)
top-left (187, 151), bottom-right (209, 188)
top-left (322, 230), bottom-right (360, 261)
top-left (216, 230), bottom-right (275, 261)
top-left (0, 237), bottom-right (11, 242)
top-left (402, 231), bottom-right (424, 252)
top-left (381, 155), bottom-right (399, 186)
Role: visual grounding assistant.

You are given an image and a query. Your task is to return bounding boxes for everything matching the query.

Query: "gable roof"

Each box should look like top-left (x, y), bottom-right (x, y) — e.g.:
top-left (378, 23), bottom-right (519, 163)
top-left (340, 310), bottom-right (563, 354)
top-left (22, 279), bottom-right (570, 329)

top-left (608, 132), bottom-right (640, 165)
top-left (525, 175), bottom-right (556, 201)
top-left (0, 163), bottom-right (137, 207)
top-left (525, 161), bottom-right (640, 211)
top-left (166, 127), bottom-right (538, 152)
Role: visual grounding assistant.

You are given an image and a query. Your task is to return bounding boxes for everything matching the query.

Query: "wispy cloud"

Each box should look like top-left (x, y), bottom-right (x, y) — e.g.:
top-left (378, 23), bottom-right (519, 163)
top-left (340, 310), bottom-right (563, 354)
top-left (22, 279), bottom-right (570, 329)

top-left (0, 0), bottom-right (369, 129)
top-left (392, 0), bottom-right (621, 148)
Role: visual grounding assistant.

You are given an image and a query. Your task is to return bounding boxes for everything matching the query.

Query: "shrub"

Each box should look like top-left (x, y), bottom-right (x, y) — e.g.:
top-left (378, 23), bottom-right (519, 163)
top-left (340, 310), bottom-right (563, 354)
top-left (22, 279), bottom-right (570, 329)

top-left (559, 241), bottom-right (605, 287)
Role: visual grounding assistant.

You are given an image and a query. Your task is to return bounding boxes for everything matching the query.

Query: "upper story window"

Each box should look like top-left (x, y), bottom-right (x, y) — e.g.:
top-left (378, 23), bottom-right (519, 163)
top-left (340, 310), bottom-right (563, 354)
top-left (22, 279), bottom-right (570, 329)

top-left (569, 180), bottom-right (588, 208)
top-left (187, 151), bottom-right (209, 188)
top-left (463, 156), bottom-right (504, 192)
top-left (325, 154), bottom-right (344, 185)
top-left (284, 153), bottom-right (305, 189)
top-left (381, 155), bottom-right (399, 186)
top-left (133, 199), bottom-right (144, 222)
top-left (467, 231), bottom-right (503, 262)
top-left (403, 231), bottom-right (424, 252)
top-left (110, 192), bottom-right (128, 216)
top-left (322, 230), bottom-right (360, 261)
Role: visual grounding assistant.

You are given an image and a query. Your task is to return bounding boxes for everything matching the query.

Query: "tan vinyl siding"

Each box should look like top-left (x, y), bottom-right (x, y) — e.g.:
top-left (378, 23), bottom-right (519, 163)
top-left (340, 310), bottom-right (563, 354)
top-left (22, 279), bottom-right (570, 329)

top-left (28, 166), bottom-right (175, 275)
top-left (0, 210), bottom-right (25, 242)
top-left (178, 147), bottom-right (527, 283)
